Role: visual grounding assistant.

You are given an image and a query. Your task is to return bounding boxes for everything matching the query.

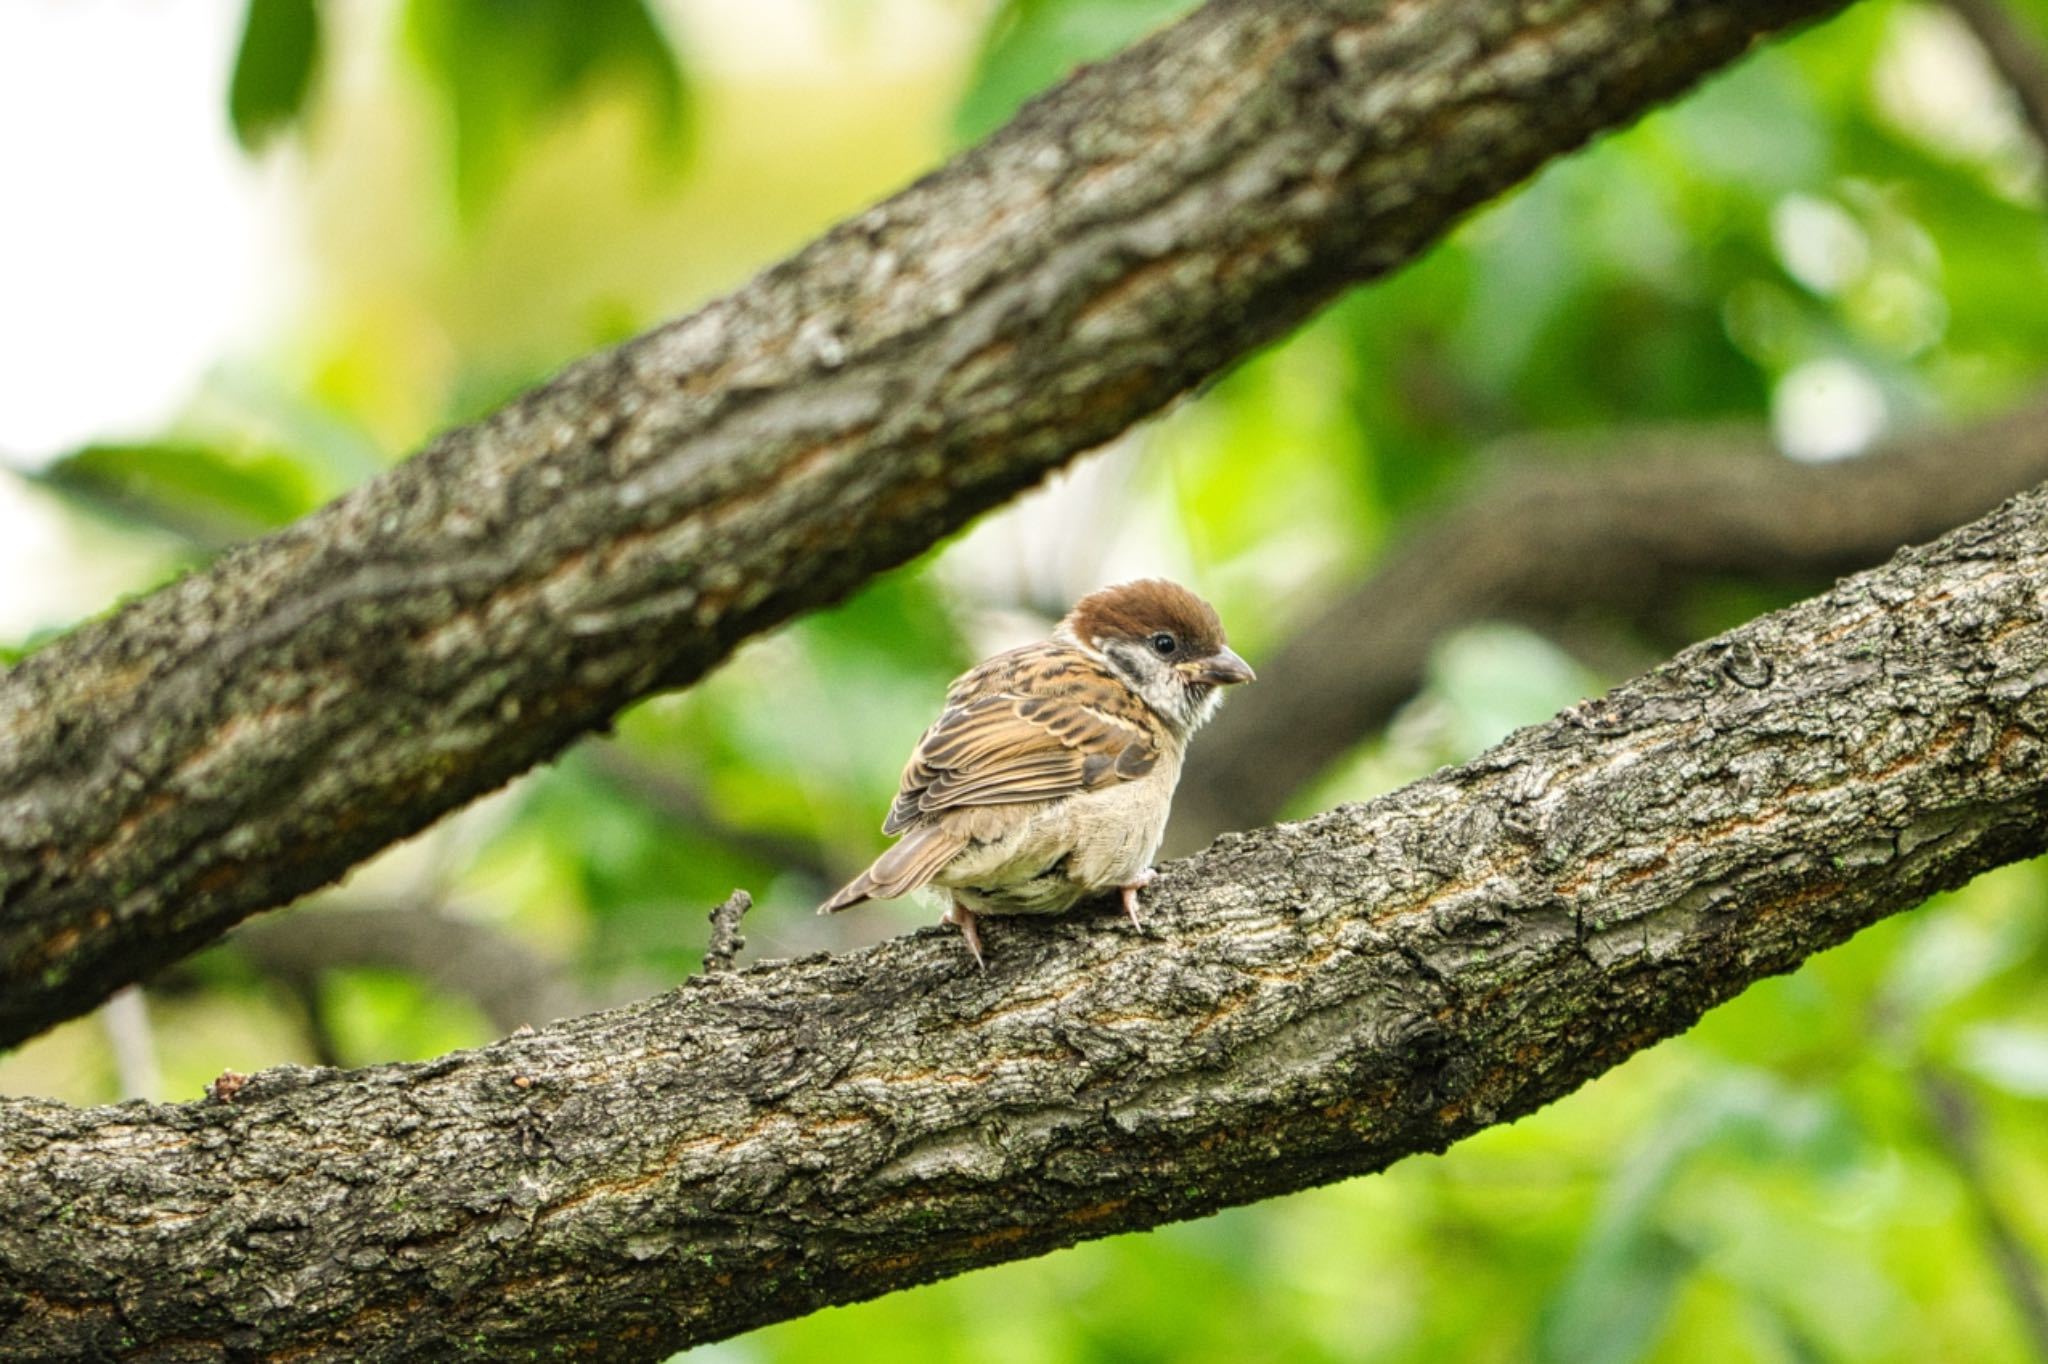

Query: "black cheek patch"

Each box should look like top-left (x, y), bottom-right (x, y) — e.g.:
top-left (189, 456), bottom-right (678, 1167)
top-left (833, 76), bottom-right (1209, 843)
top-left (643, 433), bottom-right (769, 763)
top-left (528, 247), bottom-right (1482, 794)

top-left (1101, 641), bottom-right (1150, 688)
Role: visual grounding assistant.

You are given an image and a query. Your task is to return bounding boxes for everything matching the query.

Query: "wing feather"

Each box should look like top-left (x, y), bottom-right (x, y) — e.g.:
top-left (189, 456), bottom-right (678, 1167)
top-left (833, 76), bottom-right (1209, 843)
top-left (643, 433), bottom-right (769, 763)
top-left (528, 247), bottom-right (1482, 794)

top-left (880, 642), bottom-right (1159, 836)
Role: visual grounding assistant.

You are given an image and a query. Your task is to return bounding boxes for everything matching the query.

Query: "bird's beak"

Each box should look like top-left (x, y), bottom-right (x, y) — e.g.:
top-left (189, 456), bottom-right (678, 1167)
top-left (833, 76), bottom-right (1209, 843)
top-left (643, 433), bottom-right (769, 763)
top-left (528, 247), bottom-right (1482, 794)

top-left (1191, 646), bottom-right (1256, 687)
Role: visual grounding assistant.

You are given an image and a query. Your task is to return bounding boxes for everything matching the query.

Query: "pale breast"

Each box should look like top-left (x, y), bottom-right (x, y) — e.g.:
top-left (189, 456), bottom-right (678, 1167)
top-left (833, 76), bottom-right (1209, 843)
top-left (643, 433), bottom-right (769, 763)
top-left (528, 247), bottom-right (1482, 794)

top-left (932, 747), bottom-right (1183, 918)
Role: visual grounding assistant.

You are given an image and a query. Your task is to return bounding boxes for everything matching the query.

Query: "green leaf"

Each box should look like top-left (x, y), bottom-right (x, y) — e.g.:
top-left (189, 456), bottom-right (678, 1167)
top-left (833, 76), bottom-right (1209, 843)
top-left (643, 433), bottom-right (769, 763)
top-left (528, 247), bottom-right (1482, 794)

top-left (405, 0), bottom-right (691, 219)
top-left (40, 441), bottom-right (321, 548)
top-left (228, 0), bottom-right (322, 150)
top-left (955, 0), bottom-right (1193, 143)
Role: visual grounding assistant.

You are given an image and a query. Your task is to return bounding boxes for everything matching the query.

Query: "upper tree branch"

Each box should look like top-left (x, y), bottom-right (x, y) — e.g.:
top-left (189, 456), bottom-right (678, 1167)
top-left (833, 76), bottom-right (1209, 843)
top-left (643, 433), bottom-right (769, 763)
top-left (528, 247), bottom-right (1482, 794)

top-left (1176, 398), bottom-right (2048, 846)
top-left (0, 0), bottom-right (1847, 1047)
top-left (5, 452), bottom-right (2048, 1362)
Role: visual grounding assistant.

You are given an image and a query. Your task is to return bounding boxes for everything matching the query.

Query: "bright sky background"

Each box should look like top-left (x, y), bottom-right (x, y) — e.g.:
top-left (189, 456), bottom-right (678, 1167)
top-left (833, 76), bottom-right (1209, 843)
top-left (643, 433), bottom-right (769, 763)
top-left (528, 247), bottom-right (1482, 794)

top-left (0, 2), bottom-right (275, 636)
top-left (0, 2), bottom-right (280, 469)
top-left (0, 0), bottom-right (969, 470)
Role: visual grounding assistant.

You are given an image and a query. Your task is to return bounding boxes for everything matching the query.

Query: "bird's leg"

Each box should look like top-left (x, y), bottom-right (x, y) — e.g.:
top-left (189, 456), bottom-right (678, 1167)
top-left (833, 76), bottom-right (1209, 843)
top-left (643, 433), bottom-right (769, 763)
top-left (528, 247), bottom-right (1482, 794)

top-left (941, 897), bottom-right (986, 969)
top-left (1119, 868), bottom-right (1156, 930)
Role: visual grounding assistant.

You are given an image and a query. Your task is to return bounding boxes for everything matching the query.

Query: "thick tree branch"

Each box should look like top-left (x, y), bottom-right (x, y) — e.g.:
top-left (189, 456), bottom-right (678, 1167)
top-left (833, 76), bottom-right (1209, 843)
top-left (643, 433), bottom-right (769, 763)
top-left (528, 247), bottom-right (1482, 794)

top-left (1175, 398), bottom-right (2048, 846)
top-left (6, 462), bottom-right (2048, 1361)
top-left (0, 0), bottom-right (1848, 1047)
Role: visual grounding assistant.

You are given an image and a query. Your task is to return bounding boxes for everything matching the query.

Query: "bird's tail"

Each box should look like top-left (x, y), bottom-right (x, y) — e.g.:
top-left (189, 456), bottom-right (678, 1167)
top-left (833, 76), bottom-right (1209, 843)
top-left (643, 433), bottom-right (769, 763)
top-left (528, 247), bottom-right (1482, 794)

top-left (818, 868), bottom-right (880, 915)
top-left (818, 827), bottom-right (963, 914)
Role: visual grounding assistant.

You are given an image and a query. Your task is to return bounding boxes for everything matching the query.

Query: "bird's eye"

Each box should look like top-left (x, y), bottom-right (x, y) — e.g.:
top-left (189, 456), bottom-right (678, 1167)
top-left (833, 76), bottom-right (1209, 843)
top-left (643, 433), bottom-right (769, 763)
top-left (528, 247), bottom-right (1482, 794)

top-left (1150, 632), bottom-right (1177, 656)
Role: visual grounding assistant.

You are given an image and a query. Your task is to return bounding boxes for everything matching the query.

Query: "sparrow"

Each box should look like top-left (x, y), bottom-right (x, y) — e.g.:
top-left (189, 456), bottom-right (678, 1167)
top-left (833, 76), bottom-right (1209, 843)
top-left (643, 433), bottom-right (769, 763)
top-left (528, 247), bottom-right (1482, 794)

top-left (820, 578), bottom-right (1254, 965)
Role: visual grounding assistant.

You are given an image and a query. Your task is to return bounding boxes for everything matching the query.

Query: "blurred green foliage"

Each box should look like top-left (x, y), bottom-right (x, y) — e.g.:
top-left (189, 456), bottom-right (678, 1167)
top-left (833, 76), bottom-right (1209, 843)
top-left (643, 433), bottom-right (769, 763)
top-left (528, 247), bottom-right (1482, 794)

top-left (228, 0), bottom-right (321, 150)
top-left (955, 0), bottom-right (1191, 140)
top-left (406, 0), bottom-right (692, 217)
top-left (6, 0), bottom-right (2048, 1359)
top-left (39, 439), bottom-right (323, 548)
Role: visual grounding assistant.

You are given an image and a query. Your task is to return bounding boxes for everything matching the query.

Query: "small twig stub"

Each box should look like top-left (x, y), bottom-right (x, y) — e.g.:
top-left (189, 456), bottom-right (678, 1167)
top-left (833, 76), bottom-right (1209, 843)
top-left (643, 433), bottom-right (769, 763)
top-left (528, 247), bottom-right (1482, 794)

top-left (704, 890), bottom-right (753, 973)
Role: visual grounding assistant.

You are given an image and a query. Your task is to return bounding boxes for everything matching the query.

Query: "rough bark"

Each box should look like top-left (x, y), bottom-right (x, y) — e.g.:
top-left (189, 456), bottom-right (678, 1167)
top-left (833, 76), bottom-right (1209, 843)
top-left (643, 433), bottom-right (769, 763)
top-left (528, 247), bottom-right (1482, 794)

top-left (0, 0), bottom-right (1850, 1048)
top-left (1175, 398), bottom-right (2048, 847)
top-left (6, 462), bottom-right (2048, 1361)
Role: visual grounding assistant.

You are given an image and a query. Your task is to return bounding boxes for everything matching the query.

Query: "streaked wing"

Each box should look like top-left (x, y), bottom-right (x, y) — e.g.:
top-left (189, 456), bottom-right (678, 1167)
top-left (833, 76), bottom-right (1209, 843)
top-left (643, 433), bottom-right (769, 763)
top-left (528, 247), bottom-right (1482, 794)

top-left (882, 642), bottom-right (1159, 835)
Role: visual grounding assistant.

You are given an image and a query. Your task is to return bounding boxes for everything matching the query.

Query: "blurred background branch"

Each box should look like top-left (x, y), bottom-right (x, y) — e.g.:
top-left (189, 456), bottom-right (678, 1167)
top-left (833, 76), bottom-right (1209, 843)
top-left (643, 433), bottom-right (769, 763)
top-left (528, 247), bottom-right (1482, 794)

top-left (1914, 1061), bottom-right (2048, 1359)
top-left (583, 743), bottom-right (839, 887)
top-left (1176, 394), bottom-right (2048, 847)
top-left (1948, 0), bottom-right (2048, 156)
top-left (229, 901), bottom-right (597, 1041)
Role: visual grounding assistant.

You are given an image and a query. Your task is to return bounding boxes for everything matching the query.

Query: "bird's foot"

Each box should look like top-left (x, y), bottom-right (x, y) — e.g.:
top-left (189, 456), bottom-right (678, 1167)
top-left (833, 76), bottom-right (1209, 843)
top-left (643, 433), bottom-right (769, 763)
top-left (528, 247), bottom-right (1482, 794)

top-left (1119, 868), bottom-right (1156, 930)
top-left (942, 900), bottom-right (986, 969)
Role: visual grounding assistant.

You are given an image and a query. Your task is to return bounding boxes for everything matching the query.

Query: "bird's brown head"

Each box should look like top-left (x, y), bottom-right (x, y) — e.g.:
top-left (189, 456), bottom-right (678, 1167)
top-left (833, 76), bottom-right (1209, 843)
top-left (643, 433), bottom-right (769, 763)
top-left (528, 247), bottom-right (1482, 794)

top-left (1059, 578), bottom-right (1255, 735)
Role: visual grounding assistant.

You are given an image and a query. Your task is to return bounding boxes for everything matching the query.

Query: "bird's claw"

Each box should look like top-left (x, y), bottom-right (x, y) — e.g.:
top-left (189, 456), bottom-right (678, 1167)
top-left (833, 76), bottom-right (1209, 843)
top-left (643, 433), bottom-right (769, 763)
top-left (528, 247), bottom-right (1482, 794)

top-left (942, 900), bottom-right (986, 969)
top-left (1119, 868), bottom-right (1156, 930)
